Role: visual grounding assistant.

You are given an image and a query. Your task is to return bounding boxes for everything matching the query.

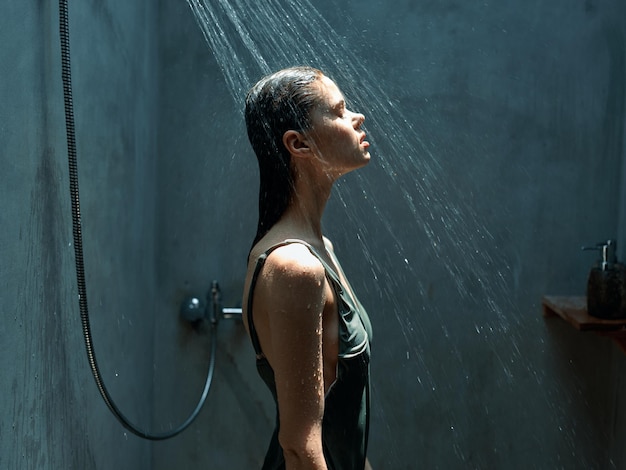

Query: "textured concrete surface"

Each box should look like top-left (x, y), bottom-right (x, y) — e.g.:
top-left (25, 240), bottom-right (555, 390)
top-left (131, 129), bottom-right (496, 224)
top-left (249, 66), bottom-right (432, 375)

top-left (2, 0), bottom-right (625, 469)
top-left (1, 1), bottom-right (158, 469)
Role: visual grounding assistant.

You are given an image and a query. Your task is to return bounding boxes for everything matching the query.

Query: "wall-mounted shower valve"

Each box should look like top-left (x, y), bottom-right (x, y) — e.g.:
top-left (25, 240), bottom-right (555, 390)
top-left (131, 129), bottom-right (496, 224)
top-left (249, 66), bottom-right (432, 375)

top-left (180, 297), bottom-right (205, 322)
top-left (179, 281), bottom-right (243, 325)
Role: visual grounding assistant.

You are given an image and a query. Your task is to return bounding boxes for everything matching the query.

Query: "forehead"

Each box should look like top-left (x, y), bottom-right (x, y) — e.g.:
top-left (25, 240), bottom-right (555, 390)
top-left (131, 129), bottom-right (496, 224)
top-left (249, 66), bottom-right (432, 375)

top-left (315, 76), bottom-right (345, 106)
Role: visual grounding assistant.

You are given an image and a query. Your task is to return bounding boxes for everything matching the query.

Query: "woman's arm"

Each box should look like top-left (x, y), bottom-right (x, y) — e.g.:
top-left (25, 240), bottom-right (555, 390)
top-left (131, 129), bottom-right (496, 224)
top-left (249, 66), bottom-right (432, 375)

top-left (260, 244), bottom-right (329, 470)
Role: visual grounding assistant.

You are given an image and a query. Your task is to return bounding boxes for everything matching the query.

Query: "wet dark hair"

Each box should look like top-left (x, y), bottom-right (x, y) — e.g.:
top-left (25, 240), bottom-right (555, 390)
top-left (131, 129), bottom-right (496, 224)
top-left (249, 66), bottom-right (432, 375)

top-left (245, 66), bottom-right (324, 247)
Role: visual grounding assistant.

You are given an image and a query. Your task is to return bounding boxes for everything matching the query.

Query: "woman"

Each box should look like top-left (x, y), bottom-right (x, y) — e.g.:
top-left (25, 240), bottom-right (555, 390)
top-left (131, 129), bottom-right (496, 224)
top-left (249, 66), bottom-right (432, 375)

top-left (242, 66), bottom-right (373, 470)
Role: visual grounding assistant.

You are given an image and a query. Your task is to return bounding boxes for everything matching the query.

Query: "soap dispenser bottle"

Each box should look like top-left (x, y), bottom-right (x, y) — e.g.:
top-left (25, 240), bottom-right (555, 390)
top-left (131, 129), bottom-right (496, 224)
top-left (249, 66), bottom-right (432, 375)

top-left (582, 239), bottom-right (626, 319)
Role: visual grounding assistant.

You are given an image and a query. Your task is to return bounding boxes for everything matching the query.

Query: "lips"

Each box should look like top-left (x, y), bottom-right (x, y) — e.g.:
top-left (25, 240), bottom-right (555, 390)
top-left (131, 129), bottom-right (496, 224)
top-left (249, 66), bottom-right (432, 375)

top-left (360, 133), bottom-right (369, 148)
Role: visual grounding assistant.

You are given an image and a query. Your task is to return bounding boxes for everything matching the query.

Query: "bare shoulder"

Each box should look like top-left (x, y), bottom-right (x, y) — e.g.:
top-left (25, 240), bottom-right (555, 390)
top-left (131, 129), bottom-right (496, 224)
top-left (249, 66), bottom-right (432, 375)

top-left (255, 244), bottom-right (328, 323)
top-left (264, 243), bottom-right (326, 287)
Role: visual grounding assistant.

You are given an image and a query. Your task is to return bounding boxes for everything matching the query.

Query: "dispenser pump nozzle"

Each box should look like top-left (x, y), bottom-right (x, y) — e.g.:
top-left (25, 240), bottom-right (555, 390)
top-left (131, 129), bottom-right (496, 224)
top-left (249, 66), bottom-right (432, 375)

top-left (582, 239), bottom-right (617, 271)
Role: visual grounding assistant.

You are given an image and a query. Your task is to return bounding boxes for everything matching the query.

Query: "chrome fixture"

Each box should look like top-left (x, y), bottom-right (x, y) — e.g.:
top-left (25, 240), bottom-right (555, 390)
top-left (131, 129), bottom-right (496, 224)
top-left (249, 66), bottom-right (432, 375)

top-left (180, 281), bottom-right (242, 325)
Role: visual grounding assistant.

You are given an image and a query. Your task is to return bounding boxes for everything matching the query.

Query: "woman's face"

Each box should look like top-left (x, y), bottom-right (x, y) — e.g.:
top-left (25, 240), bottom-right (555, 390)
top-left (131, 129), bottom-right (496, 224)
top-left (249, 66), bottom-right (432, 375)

top-left (305, 76), bottom-right (370, 177)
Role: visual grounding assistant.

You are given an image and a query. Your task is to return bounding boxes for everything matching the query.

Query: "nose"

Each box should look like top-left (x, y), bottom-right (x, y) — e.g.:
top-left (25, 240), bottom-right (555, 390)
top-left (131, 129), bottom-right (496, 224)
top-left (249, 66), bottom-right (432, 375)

top-left (353, 112), bottom-right (365, 128)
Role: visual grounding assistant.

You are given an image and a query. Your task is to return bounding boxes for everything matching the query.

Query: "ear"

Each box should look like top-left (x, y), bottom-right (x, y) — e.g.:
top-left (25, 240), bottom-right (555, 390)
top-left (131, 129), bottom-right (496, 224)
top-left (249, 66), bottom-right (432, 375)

top-left (283, 130), bottom-right (313, 159)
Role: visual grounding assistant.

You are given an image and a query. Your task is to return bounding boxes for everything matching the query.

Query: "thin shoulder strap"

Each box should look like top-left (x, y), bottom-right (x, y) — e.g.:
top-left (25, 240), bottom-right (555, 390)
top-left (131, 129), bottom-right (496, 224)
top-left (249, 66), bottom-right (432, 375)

top-left (246, 251), bottom-right (269, 357)
top-left (247, 240), bottom-right (302, 357)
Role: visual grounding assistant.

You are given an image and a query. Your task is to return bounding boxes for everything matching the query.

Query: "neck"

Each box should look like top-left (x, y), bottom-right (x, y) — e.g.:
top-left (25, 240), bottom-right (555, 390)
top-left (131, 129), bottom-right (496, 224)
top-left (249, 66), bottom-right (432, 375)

top-left (279, 165), bottom-right (334, 243)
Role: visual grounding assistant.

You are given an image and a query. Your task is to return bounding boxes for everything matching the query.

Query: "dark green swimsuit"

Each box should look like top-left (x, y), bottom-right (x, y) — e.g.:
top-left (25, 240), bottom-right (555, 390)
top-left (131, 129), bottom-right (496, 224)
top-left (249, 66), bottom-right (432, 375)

top-left (246, 239), bottom-right (372, 470)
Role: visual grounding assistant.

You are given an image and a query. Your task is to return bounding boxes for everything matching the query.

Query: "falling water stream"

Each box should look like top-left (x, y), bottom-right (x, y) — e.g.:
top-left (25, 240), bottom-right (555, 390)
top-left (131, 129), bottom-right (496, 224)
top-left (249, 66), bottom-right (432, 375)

top-left (186, 0), bottom-right (514, 320)
top-left (183, 0), bottom-right (552, 466)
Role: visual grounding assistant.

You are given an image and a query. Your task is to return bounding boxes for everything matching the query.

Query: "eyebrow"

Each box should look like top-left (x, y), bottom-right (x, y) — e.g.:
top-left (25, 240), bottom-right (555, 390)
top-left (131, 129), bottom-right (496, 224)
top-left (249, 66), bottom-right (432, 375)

top-left (331, 99), bottom-right (345, 111)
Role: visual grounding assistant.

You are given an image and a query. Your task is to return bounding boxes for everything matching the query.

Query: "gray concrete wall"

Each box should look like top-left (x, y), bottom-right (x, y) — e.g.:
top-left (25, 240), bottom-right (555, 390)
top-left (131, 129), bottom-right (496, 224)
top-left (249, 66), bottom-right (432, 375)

top-left (154, 0), bottom-right (626, 469)
top-left (1, 1), bottom-right (158, 469)
top-left (150, 2), bottom-right (265, 468)
top-left (4, 0), bottom-right (626, 469)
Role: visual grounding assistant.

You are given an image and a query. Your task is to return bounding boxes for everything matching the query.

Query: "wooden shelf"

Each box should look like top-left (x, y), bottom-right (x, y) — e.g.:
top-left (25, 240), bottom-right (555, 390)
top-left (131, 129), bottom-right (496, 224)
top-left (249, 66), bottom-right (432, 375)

top-left (542, 295), bottom-right (626, 353)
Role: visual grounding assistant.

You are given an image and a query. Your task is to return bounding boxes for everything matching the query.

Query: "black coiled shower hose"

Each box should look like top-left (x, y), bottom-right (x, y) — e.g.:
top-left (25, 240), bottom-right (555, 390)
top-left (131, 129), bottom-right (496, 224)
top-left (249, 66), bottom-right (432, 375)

top-left (59, 0), bottom-right (216, 440)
